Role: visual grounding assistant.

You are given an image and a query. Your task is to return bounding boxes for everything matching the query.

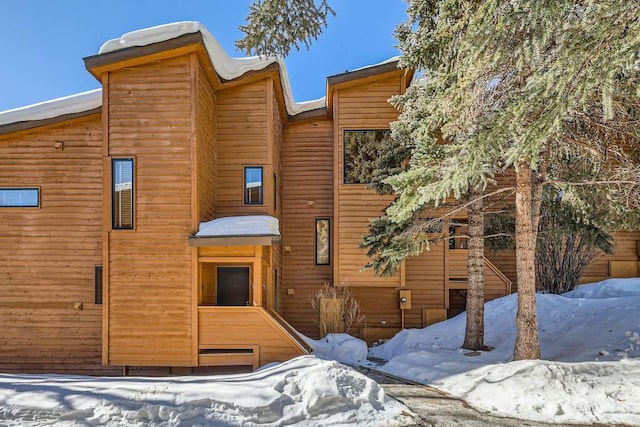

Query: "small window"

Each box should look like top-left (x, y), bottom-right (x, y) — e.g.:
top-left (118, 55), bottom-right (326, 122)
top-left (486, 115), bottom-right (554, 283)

top-left (244, 166), bottom-right (263, 204)
top-left (0, 188), bottom-right (39, 207)
top-left (315, 218), bottom-right (330, 265)
top-left (273, 173), bottom-right (277, 211)
top-left (112, 158), bottom-right (134, 229)
top-left (343, 129), bottom-right (391, 184)
top-left (95, 265), bottom-right (103, 305)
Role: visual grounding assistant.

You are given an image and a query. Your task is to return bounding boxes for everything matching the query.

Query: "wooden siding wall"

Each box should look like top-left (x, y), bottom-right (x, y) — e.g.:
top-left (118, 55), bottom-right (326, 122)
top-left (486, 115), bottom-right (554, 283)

top-left (105, 55), bottom-right (194, 366)
top-left (198, 307), bottom-right (304, 366)
top-left (215, 80), bottom-right (270, 216)
top-left (404, 243), bottom-right (447, 328)
top-left (583, 231), bottom-right (640, 282)
top-left (334, 76), bottom-right (402, 289)
top-left (332, 76), bottom-right (402, 334)
top-left (0, 115), bottom-right (115, 374)
top-left (196, 60), bottom-right (217, 222)
top-left (270, 90), bottom-right (284, 309)
top-left (281, 119), bottom-right (334, 338)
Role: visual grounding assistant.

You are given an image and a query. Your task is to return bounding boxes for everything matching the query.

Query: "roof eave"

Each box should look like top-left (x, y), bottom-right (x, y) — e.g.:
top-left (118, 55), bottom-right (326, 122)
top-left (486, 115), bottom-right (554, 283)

top-left (188, 235), bottom-right (281, 247)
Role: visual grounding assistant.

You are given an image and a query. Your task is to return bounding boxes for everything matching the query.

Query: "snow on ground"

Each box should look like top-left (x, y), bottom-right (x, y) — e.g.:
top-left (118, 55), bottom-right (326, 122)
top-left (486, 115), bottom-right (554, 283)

top-left (0, 356), bottom-right (416, 426)
top-left (2, 278), bottom-right (639, 426)
top-left (369, 277), bottom-right (640, 425)
top-left (303, 333), bottom-right (369, 365)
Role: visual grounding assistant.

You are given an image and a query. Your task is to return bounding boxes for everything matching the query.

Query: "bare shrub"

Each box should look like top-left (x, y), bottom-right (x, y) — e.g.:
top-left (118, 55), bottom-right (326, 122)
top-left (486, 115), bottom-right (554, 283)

top-left (309, 282), bottom-right (366, 337)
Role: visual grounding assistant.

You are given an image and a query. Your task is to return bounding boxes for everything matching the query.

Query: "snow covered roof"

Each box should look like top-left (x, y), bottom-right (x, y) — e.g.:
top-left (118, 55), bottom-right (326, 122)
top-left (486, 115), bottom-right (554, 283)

top-left (0, 89), bottom-right (102, 129)
top-left (189, 215), bottom-right (280, 247)
top-left (98, 22), bottom-right (324, 117)
top-left (0, 21), bottom-right (406, 130)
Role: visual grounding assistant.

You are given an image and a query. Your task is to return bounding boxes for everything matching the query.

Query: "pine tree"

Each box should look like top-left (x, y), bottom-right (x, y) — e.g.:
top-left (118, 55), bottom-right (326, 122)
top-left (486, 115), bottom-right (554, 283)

top-left (238, 1), bottom-right (640, 359)
top-left (236, 0), bottom-right (334, 57)
top-left (392, 0), bottom-right (640, 360)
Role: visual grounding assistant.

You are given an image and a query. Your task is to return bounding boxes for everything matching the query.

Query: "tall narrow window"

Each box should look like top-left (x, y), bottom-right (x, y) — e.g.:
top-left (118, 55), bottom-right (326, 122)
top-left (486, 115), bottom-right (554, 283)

top-left (94, 265), bottom-right (103, 305)
top-left (0, 188), bottom-right (39, 207)
top-left (244, 166), bottom-right (263, 204)
top-left (315, 218), bottom-right (330, 265)
top-left (112, 158), bottom-right (134, 229)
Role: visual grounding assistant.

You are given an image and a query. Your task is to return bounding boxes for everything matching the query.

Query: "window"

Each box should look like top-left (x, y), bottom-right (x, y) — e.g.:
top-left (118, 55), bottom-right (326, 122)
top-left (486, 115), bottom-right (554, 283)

top-left (244, 166), bottom-right (263, 204)
top-left (94, 265), bottom-right (103, 305)
top-left (343, 129), bottom-right (391, 184)
top-left (112, 158), bottom-right (134, 229)
top-left (315, 218), bottom-right (330, 265)
top-left (0, 188), bottom-right (39, 207)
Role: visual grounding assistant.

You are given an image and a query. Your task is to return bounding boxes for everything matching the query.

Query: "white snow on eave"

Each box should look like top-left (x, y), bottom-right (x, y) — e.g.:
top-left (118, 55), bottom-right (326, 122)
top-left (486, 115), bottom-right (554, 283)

top-left (0, 89), bottom-right (102, 128)
top-left (99, 21), bottom-right (325, 116)
top-left (195, 215), bottom-right (280, 238)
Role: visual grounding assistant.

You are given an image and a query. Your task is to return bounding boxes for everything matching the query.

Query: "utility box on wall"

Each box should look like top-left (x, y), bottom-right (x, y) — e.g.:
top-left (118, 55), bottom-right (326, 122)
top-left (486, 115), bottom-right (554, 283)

top-left (399, 289), bottom-right (412, 310)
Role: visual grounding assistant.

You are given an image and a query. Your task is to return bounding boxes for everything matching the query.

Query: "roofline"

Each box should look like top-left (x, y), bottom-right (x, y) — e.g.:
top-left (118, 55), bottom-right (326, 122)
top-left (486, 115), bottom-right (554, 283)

top-left (0, 107), bottom-right (101, 136)
top-left (327, 59), bottom-right (402, 87)
top-left (288, 106), bottom-right (329, 123)
top-left (84, 32), bottom-right (204, 76)
top-left (0, 22), bottom-right (413, 131)
top-left (0, 89), bottom-right (103, 136)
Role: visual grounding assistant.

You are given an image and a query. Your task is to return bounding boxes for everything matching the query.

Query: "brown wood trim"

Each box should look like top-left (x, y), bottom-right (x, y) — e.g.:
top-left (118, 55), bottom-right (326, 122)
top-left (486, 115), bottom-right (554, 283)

top-left (256, 308), bottom-right (310, 354)
top-left (288, 107), bottom-right (328, 123)
top-left (332, 91), bottom-right (341, 283)
top-left (84, 32), bottom-right (203, 76)
top-left (0, 108), bottom-right (101, 136)
top-left (327, 60), bottom-right (401, 87)
top-left (198, 256), bottom-right (260, 263)
top-left (190, 235), bottom-right (280, 247)
top-left (267, 309), bottom-right (313, 353)
top-left (266, 78), bottom-right (275, 217)
top-left (190, 53), bottom-right (199, 231)
top-left (101, 72), bottom-right (110, 366)
top-left (254, 246), bottom-right (263, 306)
top-left (190, 52), bottom-right (200, 366)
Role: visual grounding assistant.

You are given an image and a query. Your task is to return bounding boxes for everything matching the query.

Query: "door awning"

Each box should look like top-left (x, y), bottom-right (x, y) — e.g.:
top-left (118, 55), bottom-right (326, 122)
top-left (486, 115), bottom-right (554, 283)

top-left (189, 215), bottom-right (281, 247)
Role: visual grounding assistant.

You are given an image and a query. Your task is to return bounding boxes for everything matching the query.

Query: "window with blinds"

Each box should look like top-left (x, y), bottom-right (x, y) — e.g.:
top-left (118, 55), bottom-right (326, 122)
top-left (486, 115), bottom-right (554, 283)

top-left (112, 158), bottom-right (134, 229)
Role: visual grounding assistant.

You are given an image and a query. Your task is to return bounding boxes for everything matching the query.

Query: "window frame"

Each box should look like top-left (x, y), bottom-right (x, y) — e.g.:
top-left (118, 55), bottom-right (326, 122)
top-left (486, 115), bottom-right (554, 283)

top-left (244, 166), bottom-right (264, 205)
top-left (0, 187), bottom-right (40, 208)
top-left (112, 158), bottom-right (135, 230)
top-left (315, 218), bottom-right (331, 266)
top-left (94, 265), bottom-right (103, 305)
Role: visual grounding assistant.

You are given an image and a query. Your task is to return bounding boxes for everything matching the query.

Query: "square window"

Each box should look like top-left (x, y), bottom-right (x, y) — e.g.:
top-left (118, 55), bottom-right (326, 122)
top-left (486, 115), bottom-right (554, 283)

top-left (244, 166), bottom-right (263, 204)
top-left (343, 129), bottom-right (391, 184)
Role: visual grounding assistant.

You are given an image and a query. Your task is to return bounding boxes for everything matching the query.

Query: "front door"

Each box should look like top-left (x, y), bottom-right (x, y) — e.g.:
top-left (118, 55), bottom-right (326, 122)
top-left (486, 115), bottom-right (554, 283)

top-left (217, 266), bottom-right (250, 306)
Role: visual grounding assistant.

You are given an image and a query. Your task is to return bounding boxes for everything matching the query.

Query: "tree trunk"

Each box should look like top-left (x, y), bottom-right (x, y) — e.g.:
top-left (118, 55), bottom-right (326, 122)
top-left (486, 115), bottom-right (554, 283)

top-left (513, 162), bottom-right (541, 360)
top-left (463, 186), bottom-right (485, 350)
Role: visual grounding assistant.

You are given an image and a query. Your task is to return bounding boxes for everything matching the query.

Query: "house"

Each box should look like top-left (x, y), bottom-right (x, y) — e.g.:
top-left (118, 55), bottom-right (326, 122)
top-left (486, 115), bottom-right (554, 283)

top-left (0, 22), bottom-right (638, 375)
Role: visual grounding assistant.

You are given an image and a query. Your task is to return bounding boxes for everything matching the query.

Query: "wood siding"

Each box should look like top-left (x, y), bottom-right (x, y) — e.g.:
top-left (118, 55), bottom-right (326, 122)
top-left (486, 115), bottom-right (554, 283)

top-left (195, 59), bottom-right (217, 223)
top-left (281, 119), bottom-right (334, 338)
top-left (404, 243), bottom-right (447, 328)
top-left (583, 231), bottom-right (640, 282)
top-left (0, 115), bottom-right (115, 374)
top-left (105, 55), bottom-right (194, 366)
top-left (215, 80), bottom-right (270, 216)
top-left (334, 76), bottom-right (403, 288)
top-left (198, 307), bottom-right (305, 367)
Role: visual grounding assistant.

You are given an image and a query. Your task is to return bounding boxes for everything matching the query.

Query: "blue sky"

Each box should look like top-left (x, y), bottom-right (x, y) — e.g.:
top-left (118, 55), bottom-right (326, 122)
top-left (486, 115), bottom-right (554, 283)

top-left (0, 1), bottom-right (407, 112)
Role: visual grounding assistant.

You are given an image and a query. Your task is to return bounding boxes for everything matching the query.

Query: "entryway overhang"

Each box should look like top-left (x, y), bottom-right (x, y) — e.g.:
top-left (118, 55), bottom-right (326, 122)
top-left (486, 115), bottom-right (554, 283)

top-left (188, 215), bottom-right (281, 247)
